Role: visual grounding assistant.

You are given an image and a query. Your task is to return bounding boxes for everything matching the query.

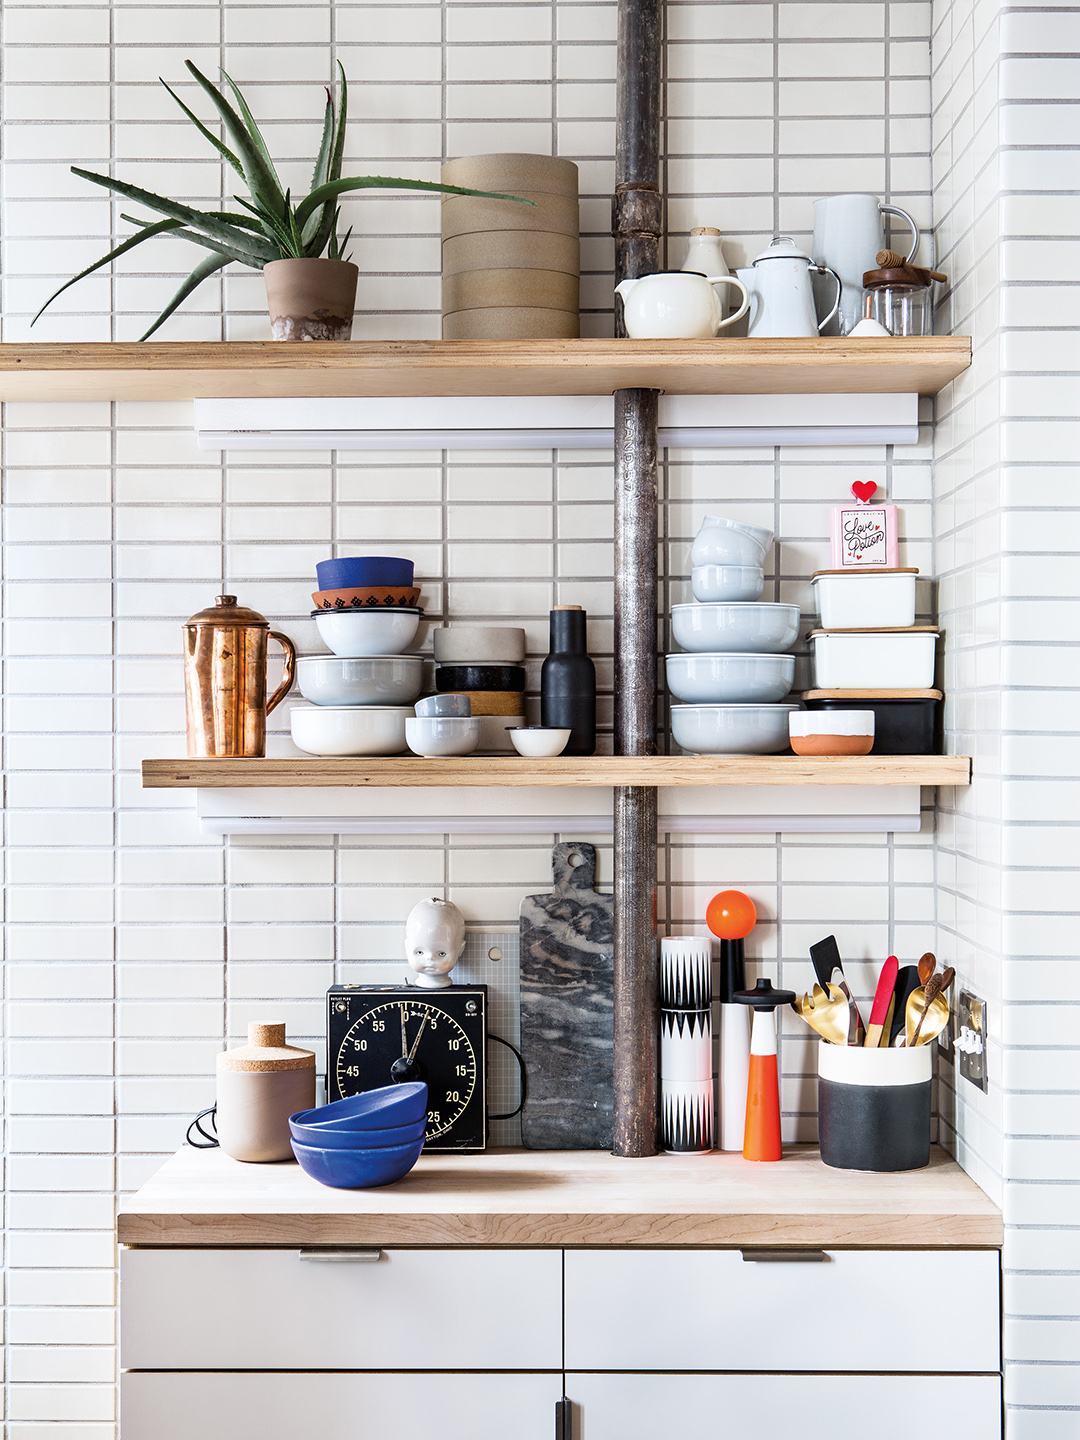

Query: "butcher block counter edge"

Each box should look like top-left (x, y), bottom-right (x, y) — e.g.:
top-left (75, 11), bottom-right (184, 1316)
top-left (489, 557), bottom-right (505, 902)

top-left (118, 1144), bottom-right (1003, 1249)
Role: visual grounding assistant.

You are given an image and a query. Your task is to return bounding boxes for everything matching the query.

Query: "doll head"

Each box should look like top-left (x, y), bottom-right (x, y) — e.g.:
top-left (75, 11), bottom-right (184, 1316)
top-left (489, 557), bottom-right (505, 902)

top-left (405, 897), bottom-right (466, 989)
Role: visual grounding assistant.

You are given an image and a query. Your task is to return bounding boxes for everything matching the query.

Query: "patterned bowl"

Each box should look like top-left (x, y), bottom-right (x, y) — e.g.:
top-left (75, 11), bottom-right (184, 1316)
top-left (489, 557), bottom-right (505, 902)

top-left (312, 586), bottom-right (421, 611)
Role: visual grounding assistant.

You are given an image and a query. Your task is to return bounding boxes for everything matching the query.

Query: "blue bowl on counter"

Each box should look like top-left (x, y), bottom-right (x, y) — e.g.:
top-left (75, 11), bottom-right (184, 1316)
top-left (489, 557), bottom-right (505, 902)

top-left (291, 1136), bottom-right (425, 1189)
top-left (316, 556), bottom-right (414, 591)
top-left (291, 1082), bottom-right (428, 1130)
top-left (289, 1115), bottom-right (427, 1149)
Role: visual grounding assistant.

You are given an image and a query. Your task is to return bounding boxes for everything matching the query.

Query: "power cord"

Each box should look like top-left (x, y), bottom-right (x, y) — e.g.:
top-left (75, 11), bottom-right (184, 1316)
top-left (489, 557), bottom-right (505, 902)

top-left (487, 1033), bottom-right (527, 1120)
top-left (186, 1105), bottom-right (219, 1148)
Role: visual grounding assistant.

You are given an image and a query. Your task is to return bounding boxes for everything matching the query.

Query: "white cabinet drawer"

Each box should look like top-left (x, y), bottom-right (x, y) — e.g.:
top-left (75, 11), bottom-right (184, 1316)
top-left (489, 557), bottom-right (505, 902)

top-left (565, 1249), bottom-right (999, 1372)
top-left (122, 1372), bottom-right (563, 1440)
top-left (570, 1373), bottom-right (1002, 1440)
top-left (121, 1247), bottom-right (562, 1371)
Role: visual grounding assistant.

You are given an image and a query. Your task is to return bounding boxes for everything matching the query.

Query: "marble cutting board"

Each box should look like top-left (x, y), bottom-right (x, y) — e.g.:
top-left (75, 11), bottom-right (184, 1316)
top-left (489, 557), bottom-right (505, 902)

top-left (519, 841), bottom-right (614, 1149)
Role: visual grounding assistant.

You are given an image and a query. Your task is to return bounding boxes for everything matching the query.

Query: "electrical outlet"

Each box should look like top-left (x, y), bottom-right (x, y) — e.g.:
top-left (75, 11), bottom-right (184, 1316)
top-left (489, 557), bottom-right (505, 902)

top-left (955, 990), bottom-right (988, 1092)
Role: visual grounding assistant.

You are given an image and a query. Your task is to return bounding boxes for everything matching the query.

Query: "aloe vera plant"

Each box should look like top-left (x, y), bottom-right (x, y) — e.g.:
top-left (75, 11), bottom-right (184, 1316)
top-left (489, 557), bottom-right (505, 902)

top-left (34, 61), bottom-right (530, 340)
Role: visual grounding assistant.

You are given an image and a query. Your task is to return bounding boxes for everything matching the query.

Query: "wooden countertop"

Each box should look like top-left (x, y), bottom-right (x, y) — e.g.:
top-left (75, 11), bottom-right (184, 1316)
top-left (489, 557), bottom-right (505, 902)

top-left (118, 1145), bottom-right (1002, 1249)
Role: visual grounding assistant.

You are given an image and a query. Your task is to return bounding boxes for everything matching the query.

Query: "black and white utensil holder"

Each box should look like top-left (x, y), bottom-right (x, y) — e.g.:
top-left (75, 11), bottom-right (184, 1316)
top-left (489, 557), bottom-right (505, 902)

top-left (817, 1043), bottom-right (931, 1172)
top-left (660, 938), bottom-right (714, 1154)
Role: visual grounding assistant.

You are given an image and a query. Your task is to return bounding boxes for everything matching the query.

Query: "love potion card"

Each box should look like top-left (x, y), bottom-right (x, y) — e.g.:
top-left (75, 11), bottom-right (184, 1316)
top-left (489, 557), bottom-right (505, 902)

top-left (830, 482), bottom-right (899, 568)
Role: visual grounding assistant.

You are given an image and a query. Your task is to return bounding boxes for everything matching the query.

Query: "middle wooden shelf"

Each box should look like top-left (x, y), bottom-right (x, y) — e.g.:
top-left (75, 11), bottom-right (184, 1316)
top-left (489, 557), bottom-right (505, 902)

top-left (142, 754), bottom-right (971, 789)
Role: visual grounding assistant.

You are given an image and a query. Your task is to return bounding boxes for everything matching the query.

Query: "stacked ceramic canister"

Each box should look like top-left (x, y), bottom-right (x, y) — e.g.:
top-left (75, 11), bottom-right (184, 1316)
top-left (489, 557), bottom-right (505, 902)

top-left (290, 556), bottom-right (425, 757)
top-left (660, 937), bottom-right (714, 1154)
top-left (665, 516), bottom-right (801, 754)
top-left (798, 486), bottom-right (940, 756)
top-left (432, 625), bottom-right (528, 754)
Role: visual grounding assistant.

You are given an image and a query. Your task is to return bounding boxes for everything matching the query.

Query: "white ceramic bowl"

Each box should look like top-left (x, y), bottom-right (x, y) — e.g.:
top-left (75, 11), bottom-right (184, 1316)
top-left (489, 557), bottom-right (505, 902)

top-left (690, 515), bottom-right (774, 568)
top-left (665, 652), bottom-right (795, 704)
top-left (691, 564), bottom-right (765, 603)
top-left (671, 602), bottom-right (800, 654)
top-left (478, 714), bottom-right (524, 752)
top-left (290, 705), bottom-right (410, 757)
top-left (415, 693), bottom-right (471, 718)
top-left (507, 727), bottom-right (571, 758)
top-left (789, 709), bottom-right (874, 756)
top-left (405, 715), bottom-right (482, 757)
top-left (295, 654), bottom-right (424, 707)
top-left (671, 703), bottom-right (800, 755)
top-left (314, 608), bottom-right (420, 657)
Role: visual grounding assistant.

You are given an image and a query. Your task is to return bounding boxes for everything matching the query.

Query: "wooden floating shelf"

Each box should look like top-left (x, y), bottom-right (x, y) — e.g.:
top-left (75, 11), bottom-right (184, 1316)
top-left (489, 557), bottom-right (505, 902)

top-left (0, 337), bottom-right (970, 403)
top-left (142, 754), bottom-right (972, 790)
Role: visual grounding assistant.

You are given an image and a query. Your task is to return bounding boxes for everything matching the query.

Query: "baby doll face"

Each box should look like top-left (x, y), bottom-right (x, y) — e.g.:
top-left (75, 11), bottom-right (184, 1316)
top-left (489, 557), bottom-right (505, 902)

top-left (405, 899), bottom-right (466, 980)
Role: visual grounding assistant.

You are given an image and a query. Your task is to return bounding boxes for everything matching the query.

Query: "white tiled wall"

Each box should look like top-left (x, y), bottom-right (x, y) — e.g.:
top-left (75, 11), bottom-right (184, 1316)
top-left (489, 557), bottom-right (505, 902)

top-left (931, 0), bottom-right (1080, 1432)
top-left (3, 0), bottom-right (1065, 1433)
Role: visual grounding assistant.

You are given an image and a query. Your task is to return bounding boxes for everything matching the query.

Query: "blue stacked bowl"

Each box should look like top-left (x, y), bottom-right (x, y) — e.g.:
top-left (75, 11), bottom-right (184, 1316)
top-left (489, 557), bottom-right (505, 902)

top-left (289, 1082), bottom-right (427, 1189)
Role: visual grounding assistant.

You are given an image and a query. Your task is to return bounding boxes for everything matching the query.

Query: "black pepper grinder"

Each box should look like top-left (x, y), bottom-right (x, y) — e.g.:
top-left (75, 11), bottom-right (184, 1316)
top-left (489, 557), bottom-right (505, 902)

top-left (541, 605), bottom-right (596, 755)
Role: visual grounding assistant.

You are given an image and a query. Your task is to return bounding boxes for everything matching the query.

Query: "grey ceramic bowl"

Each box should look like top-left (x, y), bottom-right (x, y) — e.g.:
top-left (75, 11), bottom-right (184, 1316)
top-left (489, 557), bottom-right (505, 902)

top-left (415, 693), bottom-right (472, 718)
top-left (665, 652), bottom-right (796, 704)
top-left (690, 515), bottom-right (774, 568)
top-left (432, 625), bottom-right (526, 664)
top-left (671, 703), bottom-right (800, 755)
top-left (296, 654), bottom-right (424, 707)
top-left (670, 602), bottom-right (800, 654)
top-left (690, 564), bottom-right (765, 603)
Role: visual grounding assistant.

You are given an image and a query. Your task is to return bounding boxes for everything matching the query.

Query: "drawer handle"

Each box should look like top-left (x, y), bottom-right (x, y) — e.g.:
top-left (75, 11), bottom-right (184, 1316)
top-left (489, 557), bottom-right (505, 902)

top-left (740, 1248), bottom-right (828, 1263)
top-left (299, 1248), bottom-right (383, 1263)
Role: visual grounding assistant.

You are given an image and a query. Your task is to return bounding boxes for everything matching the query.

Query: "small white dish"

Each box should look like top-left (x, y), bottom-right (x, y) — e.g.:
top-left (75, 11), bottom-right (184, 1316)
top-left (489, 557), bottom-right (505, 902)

top-left (507, 727), bottom-right (571, 758)
top-left (290, 705), bottom-right (410, 757)
top-left (313, 607), bottom-right (420, 657)
top-left (405, 715), bottom-right (482, 758)
top-left (691, 564), bottom-right (765, 603)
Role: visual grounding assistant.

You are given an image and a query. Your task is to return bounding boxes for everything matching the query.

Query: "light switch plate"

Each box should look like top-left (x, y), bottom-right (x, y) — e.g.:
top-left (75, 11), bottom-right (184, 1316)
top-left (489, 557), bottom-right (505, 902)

top-left (956, 990), bottom-right (988, 1092)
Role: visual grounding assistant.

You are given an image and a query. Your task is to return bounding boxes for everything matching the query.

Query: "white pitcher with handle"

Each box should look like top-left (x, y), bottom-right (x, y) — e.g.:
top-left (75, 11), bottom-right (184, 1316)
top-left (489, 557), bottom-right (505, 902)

top-left (736, 237), bottom-right (841, 338)
top-left (615, 270), bottom-right (749, 339)
top-left (812, 194), bottom-right (920, 334)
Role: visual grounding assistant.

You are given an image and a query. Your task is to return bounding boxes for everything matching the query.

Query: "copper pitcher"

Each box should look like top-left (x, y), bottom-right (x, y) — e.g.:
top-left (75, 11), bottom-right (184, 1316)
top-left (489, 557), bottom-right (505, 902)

top-left (183, 595), bottom-right (296, 758)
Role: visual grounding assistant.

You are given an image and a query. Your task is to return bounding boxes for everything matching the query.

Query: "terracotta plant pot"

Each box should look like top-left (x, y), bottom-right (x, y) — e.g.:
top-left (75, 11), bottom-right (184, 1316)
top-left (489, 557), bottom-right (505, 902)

top-left (263, 258), bottom-right (358, 341)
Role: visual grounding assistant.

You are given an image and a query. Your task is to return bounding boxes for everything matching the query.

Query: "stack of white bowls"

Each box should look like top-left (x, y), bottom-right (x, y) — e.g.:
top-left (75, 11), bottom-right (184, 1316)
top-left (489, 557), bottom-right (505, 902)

top-left (291, 608), bottom-right (424, 757)
top-left (667, 516), bottom-right (801, 755)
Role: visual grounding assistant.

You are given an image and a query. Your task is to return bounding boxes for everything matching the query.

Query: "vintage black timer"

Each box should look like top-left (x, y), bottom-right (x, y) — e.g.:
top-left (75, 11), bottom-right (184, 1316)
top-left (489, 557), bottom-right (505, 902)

top-left (327, 984), bottom-right (487, 1151)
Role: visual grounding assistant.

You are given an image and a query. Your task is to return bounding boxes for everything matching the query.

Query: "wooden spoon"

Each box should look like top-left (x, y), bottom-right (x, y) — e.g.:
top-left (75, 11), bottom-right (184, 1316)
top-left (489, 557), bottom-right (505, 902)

top-left (918, 952), bottom-right (936, 987)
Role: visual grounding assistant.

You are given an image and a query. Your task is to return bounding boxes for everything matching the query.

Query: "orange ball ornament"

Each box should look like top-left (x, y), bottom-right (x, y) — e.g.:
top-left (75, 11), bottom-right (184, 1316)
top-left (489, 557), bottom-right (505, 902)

top-left (706, 889), bottom-right (757, 941)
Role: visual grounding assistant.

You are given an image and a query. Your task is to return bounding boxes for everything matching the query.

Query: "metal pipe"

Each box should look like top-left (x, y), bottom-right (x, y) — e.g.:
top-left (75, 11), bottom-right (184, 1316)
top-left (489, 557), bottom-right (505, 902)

top-left (610, 0), bottom-right (663, 1158)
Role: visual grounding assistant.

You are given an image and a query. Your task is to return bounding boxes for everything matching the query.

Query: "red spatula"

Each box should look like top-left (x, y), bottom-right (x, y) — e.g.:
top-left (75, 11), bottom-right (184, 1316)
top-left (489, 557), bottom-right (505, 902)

top-left (864, 955), bottom-right (899, 1048)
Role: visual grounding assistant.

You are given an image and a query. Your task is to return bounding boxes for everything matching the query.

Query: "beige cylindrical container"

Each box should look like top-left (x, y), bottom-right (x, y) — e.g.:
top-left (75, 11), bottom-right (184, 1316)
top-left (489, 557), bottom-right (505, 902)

top-left (215, 1023), bottom-right (316, 1163)
top-left (441, 154), bottom-right (580, 339)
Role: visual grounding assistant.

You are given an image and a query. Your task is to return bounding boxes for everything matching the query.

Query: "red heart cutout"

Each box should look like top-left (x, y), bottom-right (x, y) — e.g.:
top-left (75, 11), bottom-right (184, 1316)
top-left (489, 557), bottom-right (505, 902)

top-left (851, 481), bottom-right (878, 503)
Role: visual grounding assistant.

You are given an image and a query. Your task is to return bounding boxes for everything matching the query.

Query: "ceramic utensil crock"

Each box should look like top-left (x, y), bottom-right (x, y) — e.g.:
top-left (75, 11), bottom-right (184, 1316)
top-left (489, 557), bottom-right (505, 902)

top-left (615, 270), bottom-right (749, 338)
top-left (215, 1022), bottom-right (316, 1163)
top-left (183, 595), bottom-right (296, 758)
top-left (817, 1043), bottom-right (931, 1172)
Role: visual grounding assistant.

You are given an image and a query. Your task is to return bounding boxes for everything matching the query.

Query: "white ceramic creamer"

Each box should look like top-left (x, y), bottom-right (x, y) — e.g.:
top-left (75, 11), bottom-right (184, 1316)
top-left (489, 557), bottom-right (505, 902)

top-left (736, 237), bottom-right (842, 338)
top-left (615, 270), bottom-right (749, 339)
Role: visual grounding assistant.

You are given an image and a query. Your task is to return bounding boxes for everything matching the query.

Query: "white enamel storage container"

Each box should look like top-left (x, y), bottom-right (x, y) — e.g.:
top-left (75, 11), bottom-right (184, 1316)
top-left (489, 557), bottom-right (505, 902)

top-left (811, 568), bottom-right (918, 630)
top-left (810, 628), bottom-right (939, 690)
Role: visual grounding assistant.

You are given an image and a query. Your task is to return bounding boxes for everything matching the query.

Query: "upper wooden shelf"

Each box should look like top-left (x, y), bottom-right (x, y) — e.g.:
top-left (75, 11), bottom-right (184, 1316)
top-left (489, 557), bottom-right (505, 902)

top-left (142, 754), bottom-right (971, 789)
top-left (0, 337), bottom-right (970, 402)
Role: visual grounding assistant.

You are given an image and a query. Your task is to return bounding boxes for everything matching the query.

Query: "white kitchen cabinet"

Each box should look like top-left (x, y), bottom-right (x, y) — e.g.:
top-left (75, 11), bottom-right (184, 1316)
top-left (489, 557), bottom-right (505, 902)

top-left (569, 1373), bottom-right (1003, 1440)
top-left (121, 1247), bottom-right (562, 1372)
top-left (564, 1248), bottom-right (1001, 1373)
top-left (122, 1372), bottom-right (564, 1440)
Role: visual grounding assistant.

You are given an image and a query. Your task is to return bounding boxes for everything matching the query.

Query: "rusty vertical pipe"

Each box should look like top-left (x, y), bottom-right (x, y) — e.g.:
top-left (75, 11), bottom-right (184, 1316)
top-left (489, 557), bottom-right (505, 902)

top-left (611, 0), bottom-right (662, 1158)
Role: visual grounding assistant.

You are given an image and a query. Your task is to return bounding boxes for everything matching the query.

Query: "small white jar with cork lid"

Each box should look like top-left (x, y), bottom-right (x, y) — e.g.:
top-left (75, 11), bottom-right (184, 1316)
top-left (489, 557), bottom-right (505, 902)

top-left (215, 1023), bottom-right (316, 1163)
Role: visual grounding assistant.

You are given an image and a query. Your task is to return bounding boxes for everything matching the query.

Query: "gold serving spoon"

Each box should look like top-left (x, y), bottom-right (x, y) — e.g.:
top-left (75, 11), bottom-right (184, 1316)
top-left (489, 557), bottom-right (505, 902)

top-left (794, 981), bottom-right (851, 1045)
top-left (904, 967), bottom-right (955, 1047)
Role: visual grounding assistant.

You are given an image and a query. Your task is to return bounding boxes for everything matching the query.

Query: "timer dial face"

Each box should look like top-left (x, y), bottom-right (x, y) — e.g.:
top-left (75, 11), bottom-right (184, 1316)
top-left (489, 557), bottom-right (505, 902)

top-left (335, 999), bottom-right (476, 1140)
top-left (327, 986), bottom-right (487, 1151)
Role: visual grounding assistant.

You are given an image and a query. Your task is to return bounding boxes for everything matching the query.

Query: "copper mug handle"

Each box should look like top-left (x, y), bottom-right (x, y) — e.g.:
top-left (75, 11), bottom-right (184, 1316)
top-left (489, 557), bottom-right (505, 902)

top-left (266, 632), bottom-right (296, 715)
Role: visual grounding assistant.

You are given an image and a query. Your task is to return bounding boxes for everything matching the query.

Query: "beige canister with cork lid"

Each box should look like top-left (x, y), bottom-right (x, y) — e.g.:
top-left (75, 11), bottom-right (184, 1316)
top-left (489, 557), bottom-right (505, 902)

top-left (215, 1023), bottom-right (316, 1163)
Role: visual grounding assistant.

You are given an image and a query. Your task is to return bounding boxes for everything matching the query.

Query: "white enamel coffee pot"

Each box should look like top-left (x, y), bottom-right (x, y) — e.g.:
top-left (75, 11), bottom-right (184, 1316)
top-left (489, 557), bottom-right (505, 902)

top-left (812, 194), bottom-right (919, 334)
top-left (615, 270), bottom-right (750, 339)
top-left (735, 237), bottom-right (841, 338)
